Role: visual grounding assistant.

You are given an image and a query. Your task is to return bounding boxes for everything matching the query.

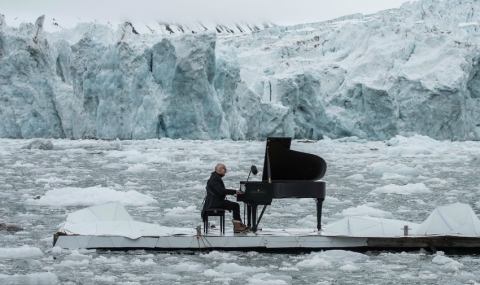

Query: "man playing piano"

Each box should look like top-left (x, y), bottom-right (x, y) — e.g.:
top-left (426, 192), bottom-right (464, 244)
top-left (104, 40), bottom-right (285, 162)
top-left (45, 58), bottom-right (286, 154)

top-left (203, 163), bottom-right (250, 233)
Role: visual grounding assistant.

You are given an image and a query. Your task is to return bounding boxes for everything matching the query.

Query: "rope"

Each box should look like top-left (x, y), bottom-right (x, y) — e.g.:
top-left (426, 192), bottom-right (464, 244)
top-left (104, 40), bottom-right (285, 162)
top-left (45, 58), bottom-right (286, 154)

top-left (195, 226), bottom-right (202, 252)
top-left (195, 226), bottom-right (214, 251)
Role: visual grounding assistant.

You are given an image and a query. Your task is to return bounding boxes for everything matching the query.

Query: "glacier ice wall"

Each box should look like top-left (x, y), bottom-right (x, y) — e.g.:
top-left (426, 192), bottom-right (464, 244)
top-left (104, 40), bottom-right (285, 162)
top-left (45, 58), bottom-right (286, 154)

top-left (1, 0), bottom-right (480, 140)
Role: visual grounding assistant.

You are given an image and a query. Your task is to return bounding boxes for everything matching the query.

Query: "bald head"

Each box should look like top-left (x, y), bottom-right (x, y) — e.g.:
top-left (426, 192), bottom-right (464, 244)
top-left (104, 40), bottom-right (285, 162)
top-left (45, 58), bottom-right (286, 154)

top-left (215, 163), bottom-right (227, 176)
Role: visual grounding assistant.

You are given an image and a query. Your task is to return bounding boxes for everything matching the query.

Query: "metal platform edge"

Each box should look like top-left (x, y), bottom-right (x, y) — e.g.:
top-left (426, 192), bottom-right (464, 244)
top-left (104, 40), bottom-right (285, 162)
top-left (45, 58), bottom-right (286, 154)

top-left (53, 233), bottom-right (480, 254)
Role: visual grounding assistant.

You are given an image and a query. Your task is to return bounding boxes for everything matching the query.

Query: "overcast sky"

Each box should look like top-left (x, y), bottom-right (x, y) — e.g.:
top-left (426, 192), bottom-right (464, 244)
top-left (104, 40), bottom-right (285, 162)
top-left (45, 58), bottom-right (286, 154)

top-left (2, 0), bottom-right (414, 30)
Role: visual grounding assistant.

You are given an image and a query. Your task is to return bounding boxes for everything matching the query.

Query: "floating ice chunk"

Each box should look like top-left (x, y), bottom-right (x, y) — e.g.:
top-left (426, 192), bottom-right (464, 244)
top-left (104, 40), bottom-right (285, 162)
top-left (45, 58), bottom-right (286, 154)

top-left (51, 247), bottom-right (62, 254)
top-left (22, 139), bottom-right (54, 150)
top-left (107, 150), bottom-right (148, 163)
top-left (370, 162), bottom-right (422, 177)
top-left (126, 164), bottom-right (149, 173)
top-left (131, 258), bottom-right (156, 266)
top-left (0, 145), bottom-right (9, 155)
top-left (200, 250), bottom-right (238, 261)
top-left (163, 206), bottom-right (198, 221)
top-left (0, 272), bottom-right (58, 285)
top-left (12, 161), bottom-right (35, 168)
top-left (0, 221), bottom-right (23, 232)
top-left (94, 275), bottom-right (117, 282)
top-left (314, 250), bottom-right (369, 263)
top-left (55, 259), bottom-right (90, 267)
top-left (386, 145), bottom-right (432, 156)
top-left (92, 256), bottom-right (126, 266)
top-left (339, 263), bottom-right (360, 271)
top-left (110, 138), bottom-right (123, 151)
top-left (296, 255), bottom-right (332, 268)
top-left (386, 135), bottom-right (443, 156)
top-left (204, 269), bottom-right (222, 277)
top-left (345, 174), bottom-right (364, 181)
top-left (147, 156), bottom-right (171, 164)
top-left (146, 273), bottom-right (181, 281)
top-left (432, 252), bottom-right (463, 271)
top-left (247, 273), bottom-right (292, 284)
top-left (26, 186), bottom-right (157, 206)
top-left (166, 262), bottom-right (205, 273)
top-left (244, 145), bottom-right (264, 154)
top-left (13, 259), bottom-right (42, 269)
top-left (424, 178), bottom-right (448, 185)
top-left (278, 266), bottom-right (299, 271)
top-left (340, 205), bottom-right (394, 218)
top-left (35, 177), bottom-right (75, 184)
top-left (454, 272), bottom-right (478, 283)
top-left (215, 262), bottom-right (266, 273)
top-left (337, 136), bottom-right (368, 143)
top-left (324, 196), bottom-right (346, 205)
top-left (381, 173), bottom-right (410, 180)
top-left (386, 135), bottom-right (442, 147)
top-left (470, 155), bottom-right (480, 166)
top-left (370, 183), bottom-right (431, 195)
top-left (0, 246), bottom-right (43, 259)
top-left (65, 250), bottom-right (93, 261)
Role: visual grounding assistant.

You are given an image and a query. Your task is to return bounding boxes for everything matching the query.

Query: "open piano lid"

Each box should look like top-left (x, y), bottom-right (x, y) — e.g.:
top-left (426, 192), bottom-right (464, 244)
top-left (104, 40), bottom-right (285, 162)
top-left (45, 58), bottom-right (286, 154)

top-left (262, 137), bottom-right (327, 182)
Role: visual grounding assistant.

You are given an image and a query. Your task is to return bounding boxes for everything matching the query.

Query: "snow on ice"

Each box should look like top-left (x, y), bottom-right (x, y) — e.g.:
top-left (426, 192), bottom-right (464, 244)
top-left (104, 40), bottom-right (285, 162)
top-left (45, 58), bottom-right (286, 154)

top-left (26, 186), bottom-right (157, 206)
top-left (0, 246), bottom-right (43, 259)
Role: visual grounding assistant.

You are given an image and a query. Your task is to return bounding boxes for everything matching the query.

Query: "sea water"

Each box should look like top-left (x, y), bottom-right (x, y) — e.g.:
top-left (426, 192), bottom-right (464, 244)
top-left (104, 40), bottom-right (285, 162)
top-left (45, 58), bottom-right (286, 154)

top-left (0, 137), bottom-right (479, 284)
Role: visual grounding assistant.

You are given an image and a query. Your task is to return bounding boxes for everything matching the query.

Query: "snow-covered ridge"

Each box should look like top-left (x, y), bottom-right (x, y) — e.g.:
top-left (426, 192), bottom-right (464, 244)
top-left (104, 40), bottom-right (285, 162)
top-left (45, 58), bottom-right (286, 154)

top-left (1, 0), bottom-right (480, 140)
top-left (5, 13), bottom-right (276, 35)
top-left (149, 22), bottom-right (276, 35)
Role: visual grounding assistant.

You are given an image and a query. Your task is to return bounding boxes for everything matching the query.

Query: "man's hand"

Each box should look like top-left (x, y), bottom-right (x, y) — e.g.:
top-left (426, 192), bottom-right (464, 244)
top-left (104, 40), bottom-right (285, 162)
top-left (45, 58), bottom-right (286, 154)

top-left (236, 190), bottom-right (243, 194)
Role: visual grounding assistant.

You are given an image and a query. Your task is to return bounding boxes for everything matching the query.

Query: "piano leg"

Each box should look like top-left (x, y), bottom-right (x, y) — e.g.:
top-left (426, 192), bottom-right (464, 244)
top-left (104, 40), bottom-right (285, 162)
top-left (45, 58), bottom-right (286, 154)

top-left (257, 205), bottom-right (268, 227)
top-left (247, 205), bottom-right (252, 228)
top-left (251, 204), bottom-right (258, 233)
top-left (316, 198), bottom-right (324, 231)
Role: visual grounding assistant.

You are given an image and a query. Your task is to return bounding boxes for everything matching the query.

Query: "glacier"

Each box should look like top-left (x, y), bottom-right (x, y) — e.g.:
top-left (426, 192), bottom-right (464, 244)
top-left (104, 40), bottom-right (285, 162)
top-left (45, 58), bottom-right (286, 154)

top-left (1, 0), bottom-right (480, 140)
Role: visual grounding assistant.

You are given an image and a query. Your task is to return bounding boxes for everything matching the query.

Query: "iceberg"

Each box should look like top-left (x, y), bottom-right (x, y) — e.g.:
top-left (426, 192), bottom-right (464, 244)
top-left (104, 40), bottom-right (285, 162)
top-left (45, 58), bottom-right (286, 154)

top-left (1, 0), bottom-right (480, 140)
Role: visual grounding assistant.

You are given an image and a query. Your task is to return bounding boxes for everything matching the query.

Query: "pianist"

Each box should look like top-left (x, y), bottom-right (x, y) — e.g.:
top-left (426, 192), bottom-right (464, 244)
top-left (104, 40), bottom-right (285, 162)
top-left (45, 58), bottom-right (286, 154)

top-left (203, 163), bottom-right (250, 233)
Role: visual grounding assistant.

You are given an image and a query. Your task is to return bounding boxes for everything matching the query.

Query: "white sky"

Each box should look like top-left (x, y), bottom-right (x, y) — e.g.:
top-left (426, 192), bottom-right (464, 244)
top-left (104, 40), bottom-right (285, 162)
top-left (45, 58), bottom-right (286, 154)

top-left (1, 0), bottom-right (413, 30)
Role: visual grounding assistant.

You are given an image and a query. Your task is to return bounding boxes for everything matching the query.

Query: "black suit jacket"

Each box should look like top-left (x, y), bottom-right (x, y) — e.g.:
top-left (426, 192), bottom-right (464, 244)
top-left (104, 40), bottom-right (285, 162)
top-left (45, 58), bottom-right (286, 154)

top-left (203, 171), bottom-right (236, 210)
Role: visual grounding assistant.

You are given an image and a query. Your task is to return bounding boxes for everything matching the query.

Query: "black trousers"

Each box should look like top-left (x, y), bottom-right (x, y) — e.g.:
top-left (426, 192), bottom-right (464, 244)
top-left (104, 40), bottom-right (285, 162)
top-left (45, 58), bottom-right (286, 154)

top-left (218, 200), bottom-right (241, 221)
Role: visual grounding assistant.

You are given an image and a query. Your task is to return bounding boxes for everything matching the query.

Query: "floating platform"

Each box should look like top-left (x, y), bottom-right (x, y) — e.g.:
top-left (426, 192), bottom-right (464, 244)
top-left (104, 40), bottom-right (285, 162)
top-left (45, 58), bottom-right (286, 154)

top-left (53, 202), bottom-right (480, 254)
top-left (53, 229), bottom-right (480, 254)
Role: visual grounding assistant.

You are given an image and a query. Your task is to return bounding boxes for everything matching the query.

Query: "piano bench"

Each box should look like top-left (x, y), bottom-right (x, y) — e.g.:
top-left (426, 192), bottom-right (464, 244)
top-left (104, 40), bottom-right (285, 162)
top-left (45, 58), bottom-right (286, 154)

top-left (203, 208), bottom-right (226, 234)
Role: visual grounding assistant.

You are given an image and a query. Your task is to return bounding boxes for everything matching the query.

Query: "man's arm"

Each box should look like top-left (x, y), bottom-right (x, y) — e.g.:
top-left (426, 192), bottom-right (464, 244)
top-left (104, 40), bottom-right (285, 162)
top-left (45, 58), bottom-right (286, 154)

top-left (209, 177), bottom-right (237, 196)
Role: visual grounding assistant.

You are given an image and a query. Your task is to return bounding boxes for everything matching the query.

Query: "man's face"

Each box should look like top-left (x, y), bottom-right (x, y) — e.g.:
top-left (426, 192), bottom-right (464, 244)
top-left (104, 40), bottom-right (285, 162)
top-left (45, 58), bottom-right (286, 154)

top-left (218, 165), bottom-right (227, 177)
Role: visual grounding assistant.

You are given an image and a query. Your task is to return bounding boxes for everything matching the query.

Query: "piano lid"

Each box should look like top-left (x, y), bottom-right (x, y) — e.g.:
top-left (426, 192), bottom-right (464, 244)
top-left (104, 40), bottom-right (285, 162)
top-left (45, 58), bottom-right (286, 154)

top-left (262, 137), bottom-right (327, 182)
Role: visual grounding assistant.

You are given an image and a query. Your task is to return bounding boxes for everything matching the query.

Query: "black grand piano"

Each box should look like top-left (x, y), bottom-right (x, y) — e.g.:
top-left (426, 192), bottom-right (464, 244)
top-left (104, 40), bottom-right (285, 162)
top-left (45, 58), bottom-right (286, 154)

top-left (237, 137), bottom-right (327, 233)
